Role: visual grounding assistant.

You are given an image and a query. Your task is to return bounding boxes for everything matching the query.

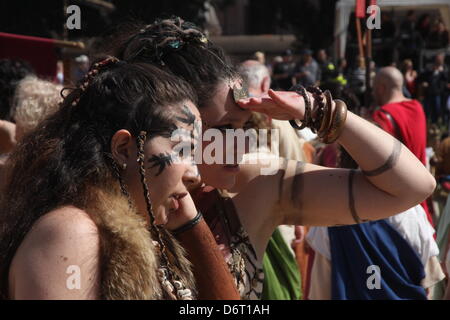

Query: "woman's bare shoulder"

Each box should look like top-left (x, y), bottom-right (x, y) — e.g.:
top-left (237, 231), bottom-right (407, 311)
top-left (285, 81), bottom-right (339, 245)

top-left (9, 206), bottom-right (100, 299)
top-left (32, 206), bottom-right (98, 235)
top-left (14, 205), bottom-right (99, 264)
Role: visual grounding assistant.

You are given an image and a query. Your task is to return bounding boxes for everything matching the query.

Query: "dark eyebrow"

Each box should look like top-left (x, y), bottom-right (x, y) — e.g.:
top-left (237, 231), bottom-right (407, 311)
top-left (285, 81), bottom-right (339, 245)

top-left (147, 152), bottom-right (174, 176)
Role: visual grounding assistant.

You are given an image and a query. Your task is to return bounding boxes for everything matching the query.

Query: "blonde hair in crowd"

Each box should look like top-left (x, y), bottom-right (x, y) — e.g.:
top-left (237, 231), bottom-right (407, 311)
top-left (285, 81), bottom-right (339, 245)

top-left (13, 76), bottom-right (63, 135)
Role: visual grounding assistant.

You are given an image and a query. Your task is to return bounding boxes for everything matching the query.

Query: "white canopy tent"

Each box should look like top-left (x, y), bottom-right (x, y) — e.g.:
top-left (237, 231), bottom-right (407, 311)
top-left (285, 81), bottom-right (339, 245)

top-left (334, 0), bottom-right (450, 59)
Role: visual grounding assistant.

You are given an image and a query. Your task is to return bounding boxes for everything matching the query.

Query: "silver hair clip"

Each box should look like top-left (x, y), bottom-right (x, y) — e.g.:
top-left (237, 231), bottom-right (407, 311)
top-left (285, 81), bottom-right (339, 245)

top-left (231, 80), bottom-right (249, 103)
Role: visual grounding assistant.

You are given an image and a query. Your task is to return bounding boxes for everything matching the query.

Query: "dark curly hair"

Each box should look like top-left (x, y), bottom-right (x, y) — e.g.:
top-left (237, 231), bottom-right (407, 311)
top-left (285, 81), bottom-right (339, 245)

top-left (0, 60), bottom-right (197, 298)
top-left (112, 17), bottom-right (238, 108)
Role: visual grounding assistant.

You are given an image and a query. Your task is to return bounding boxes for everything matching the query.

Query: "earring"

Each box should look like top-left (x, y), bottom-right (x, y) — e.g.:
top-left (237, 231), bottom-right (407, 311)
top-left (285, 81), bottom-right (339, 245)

top-left (122, 163), bottom-right (127, 170)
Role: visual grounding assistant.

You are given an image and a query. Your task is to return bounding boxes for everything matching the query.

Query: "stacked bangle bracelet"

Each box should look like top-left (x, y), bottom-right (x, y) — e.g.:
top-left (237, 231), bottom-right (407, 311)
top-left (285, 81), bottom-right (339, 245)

top-left (322, 99), bottom-right (347, 144)
top-left (289, 85), bottom-right (348, 144)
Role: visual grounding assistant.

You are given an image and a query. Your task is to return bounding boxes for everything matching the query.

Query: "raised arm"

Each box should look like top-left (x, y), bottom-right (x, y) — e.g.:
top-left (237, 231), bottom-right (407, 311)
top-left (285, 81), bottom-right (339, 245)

top-left (235, 90), bottom-right (435, 230)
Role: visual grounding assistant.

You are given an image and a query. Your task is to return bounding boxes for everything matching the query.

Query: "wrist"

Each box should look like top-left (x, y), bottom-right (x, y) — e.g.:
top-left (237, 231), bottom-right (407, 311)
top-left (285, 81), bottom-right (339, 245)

top-left (289, 86), bottom-right (312, 130)
top-left (170, 211), bottom-right (203, 235)
top-left (164, 194), bottom-right (199, 230)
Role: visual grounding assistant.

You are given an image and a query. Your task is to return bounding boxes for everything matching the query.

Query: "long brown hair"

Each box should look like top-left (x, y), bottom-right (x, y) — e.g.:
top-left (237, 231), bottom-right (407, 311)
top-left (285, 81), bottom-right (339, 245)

top-left (0, 61), bottom-right (197, 298)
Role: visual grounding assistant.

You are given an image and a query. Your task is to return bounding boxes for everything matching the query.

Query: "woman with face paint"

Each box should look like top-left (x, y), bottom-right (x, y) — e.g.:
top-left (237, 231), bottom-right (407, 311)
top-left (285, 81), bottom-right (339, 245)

top-left (0, 58), bottom-right (239, 300)
top-left (114, 17), bottom-right (436, 299)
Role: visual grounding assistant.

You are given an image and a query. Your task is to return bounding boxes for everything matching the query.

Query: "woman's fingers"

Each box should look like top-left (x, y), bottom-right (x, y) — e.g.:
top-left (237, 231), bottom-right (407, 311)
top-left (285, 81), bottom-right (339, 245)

top-left (238, 90), bottom-right (301, 113)
top-left (237, 97), bottom-right (274, 115)
top-left (237, 96), bottom-right (268, 107)
top-left (237, 90), bottom-right (303, 120)
top-left (267, 89), bottom-right (292, 108)
top-left (269, 89), bottom-right (303, 109)
top-left (268, 89), bottom-right (304, 119)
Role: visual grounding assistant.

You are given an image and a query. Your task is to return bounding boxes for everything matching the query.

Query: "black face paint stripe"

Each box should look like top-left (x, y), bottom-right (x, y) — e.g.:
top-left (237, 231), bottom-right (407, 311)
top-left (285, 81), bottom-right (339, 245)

top-left (348, 169), bottom-right (369, 224)
top-left (148, 152), bottom-right (174, 176)
top-left (362, 139), bottom-right (402, 177)
top-left (175, 105), bottom-right (196, 125)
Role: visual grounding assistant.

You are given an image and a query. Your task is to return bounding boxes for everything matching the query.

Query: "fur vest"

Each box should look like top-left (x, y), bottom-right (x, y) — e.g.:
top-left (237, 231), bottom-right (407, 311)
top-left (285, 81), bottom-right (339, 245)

top-left (86, 190), bottom-right (196, 300)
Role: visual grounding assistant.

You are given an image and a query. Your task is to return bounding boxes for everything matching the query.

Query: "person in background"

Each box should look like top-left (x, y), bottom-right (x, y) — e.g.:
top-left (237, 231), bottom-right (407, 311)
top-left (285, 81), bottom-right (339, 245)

top-left (417, 14), bottom-right (432, 45)
top-left (0, 59), bottom-right (34, 122)
top-left (432, 131), bottom-right (450, 299)
top-left (316, 49), bottom-right (336, 84)
top-left (306, 151), bottom-right (442, 300)
top-left (419, 53), bottom-right (449, 124)
top-left (372, 12), bottom-right (396, 66)
top-left (55, 60), bottom-right (64, 85)
top-left (372, 66), bottom-right (433, 226)
top-left (400, 10), bottom-right (416, 40)
top-left (401, 59), bottom-right (418, 98)
top-left (269, 55), bottom-right (283, 85)
top-left (306, 84), bottom-right (443, 300)
top-left (0, 59), bottom-right (35, 181)
top-left (13, 76), bottom-right (63, 141)
top-left (73, 55), bottom-right (90, 83)
top-left (294, 49), bottom-right (320, 88)
top-left (252, 51), bottom-right (266, 66)
top-left (1, 76), bottom-right (63, 187)
top-left (348, 56), bottom-right (366, 104)
top-left (333, 58), bottom-right (348, 87)
top-left (272, 49), bottom-right (296, 90)
top-left (427, 21), bottom-right (449, 50)
top-left (399, 10), bottom-right (420, 65)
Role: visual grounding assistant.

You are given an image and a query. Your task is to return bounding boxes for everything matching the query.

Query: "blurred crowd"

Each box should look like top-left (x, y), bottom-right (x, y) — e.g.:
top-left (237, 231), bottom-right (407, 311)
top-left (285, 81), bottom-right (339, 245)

top-left (1, 13), bottom-right (450, 301)
top-left (238, 21), bottom-right (450, 297)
